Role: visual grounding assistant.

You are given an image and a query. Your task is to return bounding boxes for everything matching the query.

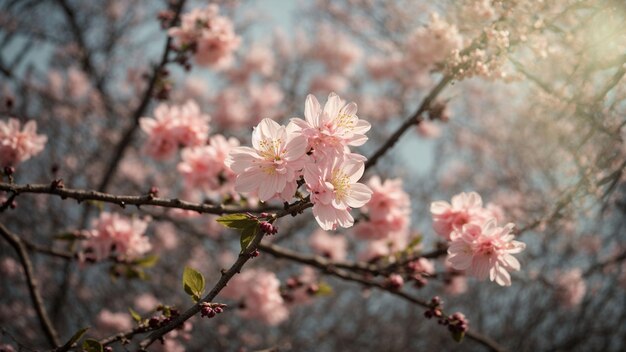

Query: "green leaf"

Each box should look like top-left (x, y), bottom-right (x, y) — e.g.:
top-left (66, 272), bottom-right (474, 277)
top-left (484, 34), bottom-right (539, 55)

top-left (60, 327), bottom-right (89, 350)
top-left (407, 235), bottom-right (423, 249)
top-left (216, 213), bottom-right (253, 229)
top-left (451, 330), bottom-right (465, 343)
top-left (82, 339), bottom-right (103, 352)
top-left (239, 223), bottom-right (258, 253)
top-left (182, 266), bottom-right (205, 302)
top-left (54, 232), bottom-right (82, 241)
top-left (128, 308), bottom-right (142, 323)
top-left (316, 282), bottom-right (334, 296)
top-left (132, 254), bottom-right (159, 268)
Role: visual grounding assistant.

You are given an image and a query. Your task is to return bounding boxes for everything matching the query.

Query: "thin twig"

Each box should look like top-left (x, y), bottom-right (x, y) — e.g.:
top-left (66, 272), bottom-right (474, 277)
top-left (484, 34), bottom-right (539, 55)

top-left (0, 223), bottom-right (61, 348)
top-left (0, 182), bottom-right (276, 215)
top-left (259, 242), bottom-right (507, 352)
top-left (96, 0), bottom-right (186, 193)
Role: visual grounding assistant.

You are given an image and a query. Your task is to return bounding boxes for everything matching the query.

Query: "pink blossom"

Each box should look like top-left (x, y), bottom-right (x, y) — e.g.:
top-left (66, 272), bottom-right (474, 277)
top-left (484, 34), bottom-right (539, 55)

top-left (134, 293), bottom-right (159, 313)
top-left (447, 220), bottom-right (526, 286)
top-left (309, 229), bottom-right (347, 260)
top-left (178, 134), bottom-right (240, 197)
top-left (355, 176), bottom-right (411, 240)
top-left (311, 25), bottom-right (362, 75)
top-left (82, 212), bottom-right (151, 261)
top-left (226, 118), bottom-right (308, 202)
top-left (304, 155), bottom-right (372, 230)
top-left (430, 191), bottom-right (494, 240)
top-left (0, 118), bottom-right (47, 167)
top-left (0, 257), bottom-right (19, 277)
top-left (228, 44), bottom-right (275, 81)
top-left (169, 5), bottom-right (241, 67)
top-left (291, 92), bottom-right (371, 160)
top-left (221, 269), bottom-right (289, 325)
top-left (409, 258), bottom-right (436, 275)
top-left (555, 268), bottom-right (587, 308)
top-left (154, 222), bottom-right (179, 251)
top-left (416, 120), bottom-right (442, 139)
top-left (405, 13), bottom-right (462, 69)
top-left (249, 83), bottom-right (284, 121)
top-left (309, 74), bottom-right (349, 94)
top-left (67, 67), bottom-right (90, 99)
top-left (139, 100), bottom-right (210, 160)
top-left (212, 88), bottom-right (249, 129)
top-left (96, 309), bottom-right (132, 334)
top-left (444, 276), bottom-right (468, 296)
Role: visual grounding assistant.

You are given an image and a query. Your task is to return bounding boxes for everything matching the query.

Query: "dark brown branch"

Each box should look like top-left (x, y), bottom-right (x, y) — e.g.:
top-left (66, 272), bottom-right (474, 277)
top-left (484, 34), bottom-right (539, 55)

top-left (0, 182), bottom-right (274, 215)
top-left (96, 0), bottom-right (186, 193)
top-left (138, 229), bottom-right (266, 349)
top-left (364, 74), bottom-right (452, 171)
top-left (0, 224), bottom-right (61, 348)
top-left (259, 242), bottom-right (506, 352)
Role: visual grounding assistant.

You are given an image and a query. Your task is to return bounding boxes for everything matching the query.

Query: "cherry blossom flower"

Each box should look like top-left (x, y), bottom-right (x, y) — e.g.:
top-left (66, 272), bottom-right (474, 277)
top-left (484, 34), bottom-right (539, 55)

top-left (430, 191), bottom-right (495, 240)
top-left (178, 134), bottom-right (240, 197)
top-left (0, 118), bottom-right (47, 167)
top-left (555, 268), bottom-right (587, 308)
top-left (304, 155), bottom-right (372, 230)
top-left (221, 269), bottom-right (289, 325)
top-left (355, 176), bottom-right (411, 240)
top-left (291, 92), bottom-right (371, 159)
top-left (82, 212), bottom-right (151, 261)
top-left (309, 229), bottom-right (347, 260)
top-left (405, 12), bottom-right (462, 69)
top-left (310, 25), bottom-right (362, 75)
top-left (226, 118), bottom-right (307, 202)
top-left (447, 220), bottom-right (526, 286)
top-left (139, 100), bottom-right (210, 160)
top-left (96, 309), bottom-right (132, 334)
top-left (416, 120), bottom-right (442, 139)
top-left (168, 5), bottom-right (241, 67)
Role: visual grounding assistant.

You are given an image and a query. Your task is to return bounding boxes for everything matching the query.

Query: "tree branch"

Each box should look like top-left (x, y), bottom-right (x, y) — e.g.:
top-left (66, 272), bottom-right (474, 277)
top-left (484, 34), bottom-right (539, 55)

top-left (0, 223), bottom-right (61, 348)
top-left (96, 0), bottom-right (186, 193)
top-left (259, 242), bottom-right (507, 352)
top-left (0, 182), bottom-right (275, 215)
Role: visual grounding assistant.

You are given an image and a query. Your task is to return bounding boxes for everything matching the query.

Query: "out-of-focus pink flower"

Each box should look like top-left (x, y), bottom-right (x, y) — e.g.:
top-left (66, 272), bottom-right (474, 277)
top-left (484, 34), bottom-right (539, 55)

top-left (0, 257), bottom-right (20, 277)
top-left (139, 100), bottom-right (210, 160)
top-left (0, 118), bottom-right (47, 167)
top-left (405, 13), bottom-right (462, 69)
top-left (309, 229), bottom-right (347, 261)
top-left (221, 269), bottom-right (289, 325)
top-left (178, 134), bottom-right (240, 197)
top-left (291, 92), bottom-right (371, 160)
top-left (355, 176), bottom-right (411, 240)
top-left (67, 67), bottom-right (90, 99)
top-left (447, 220), bottom-right (525, 286)
top-left (311, 25), bottom-right (362, 75)
top-left (96, 309), bottom-right (132, 333)
top-left (154, 222), bottom-right (179, 251)
top-left (409, 258), bottom-right (435, 275)
top-left (226, 118), bottom-right (308, 202)
top-left (249, 83), bottom-right (284, 121)
top-left (134, 293), bottom-right (159, 313)
top-left (555, 268), bottom-right (587, 308)
top-left (416, 120), bottom-right (442, 139)
top-left (305, 155), bottom-right (372, 230)
top-left (82, 212), bottom-right (151, 261)
top-left (228, 44), bottom-right (275, 82)
top-left (169, 5), bottom-right (241, 68)
top-left (430, 191), bottom-right (494, 240)
top-left (309, 74), bottom-right (349, 94)
top-left (445, 275), bottom-right (468, 296)
top-left (0, 344), bottom-right (15, 352)
top-left (212, 88), bottom-right (249, 129)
